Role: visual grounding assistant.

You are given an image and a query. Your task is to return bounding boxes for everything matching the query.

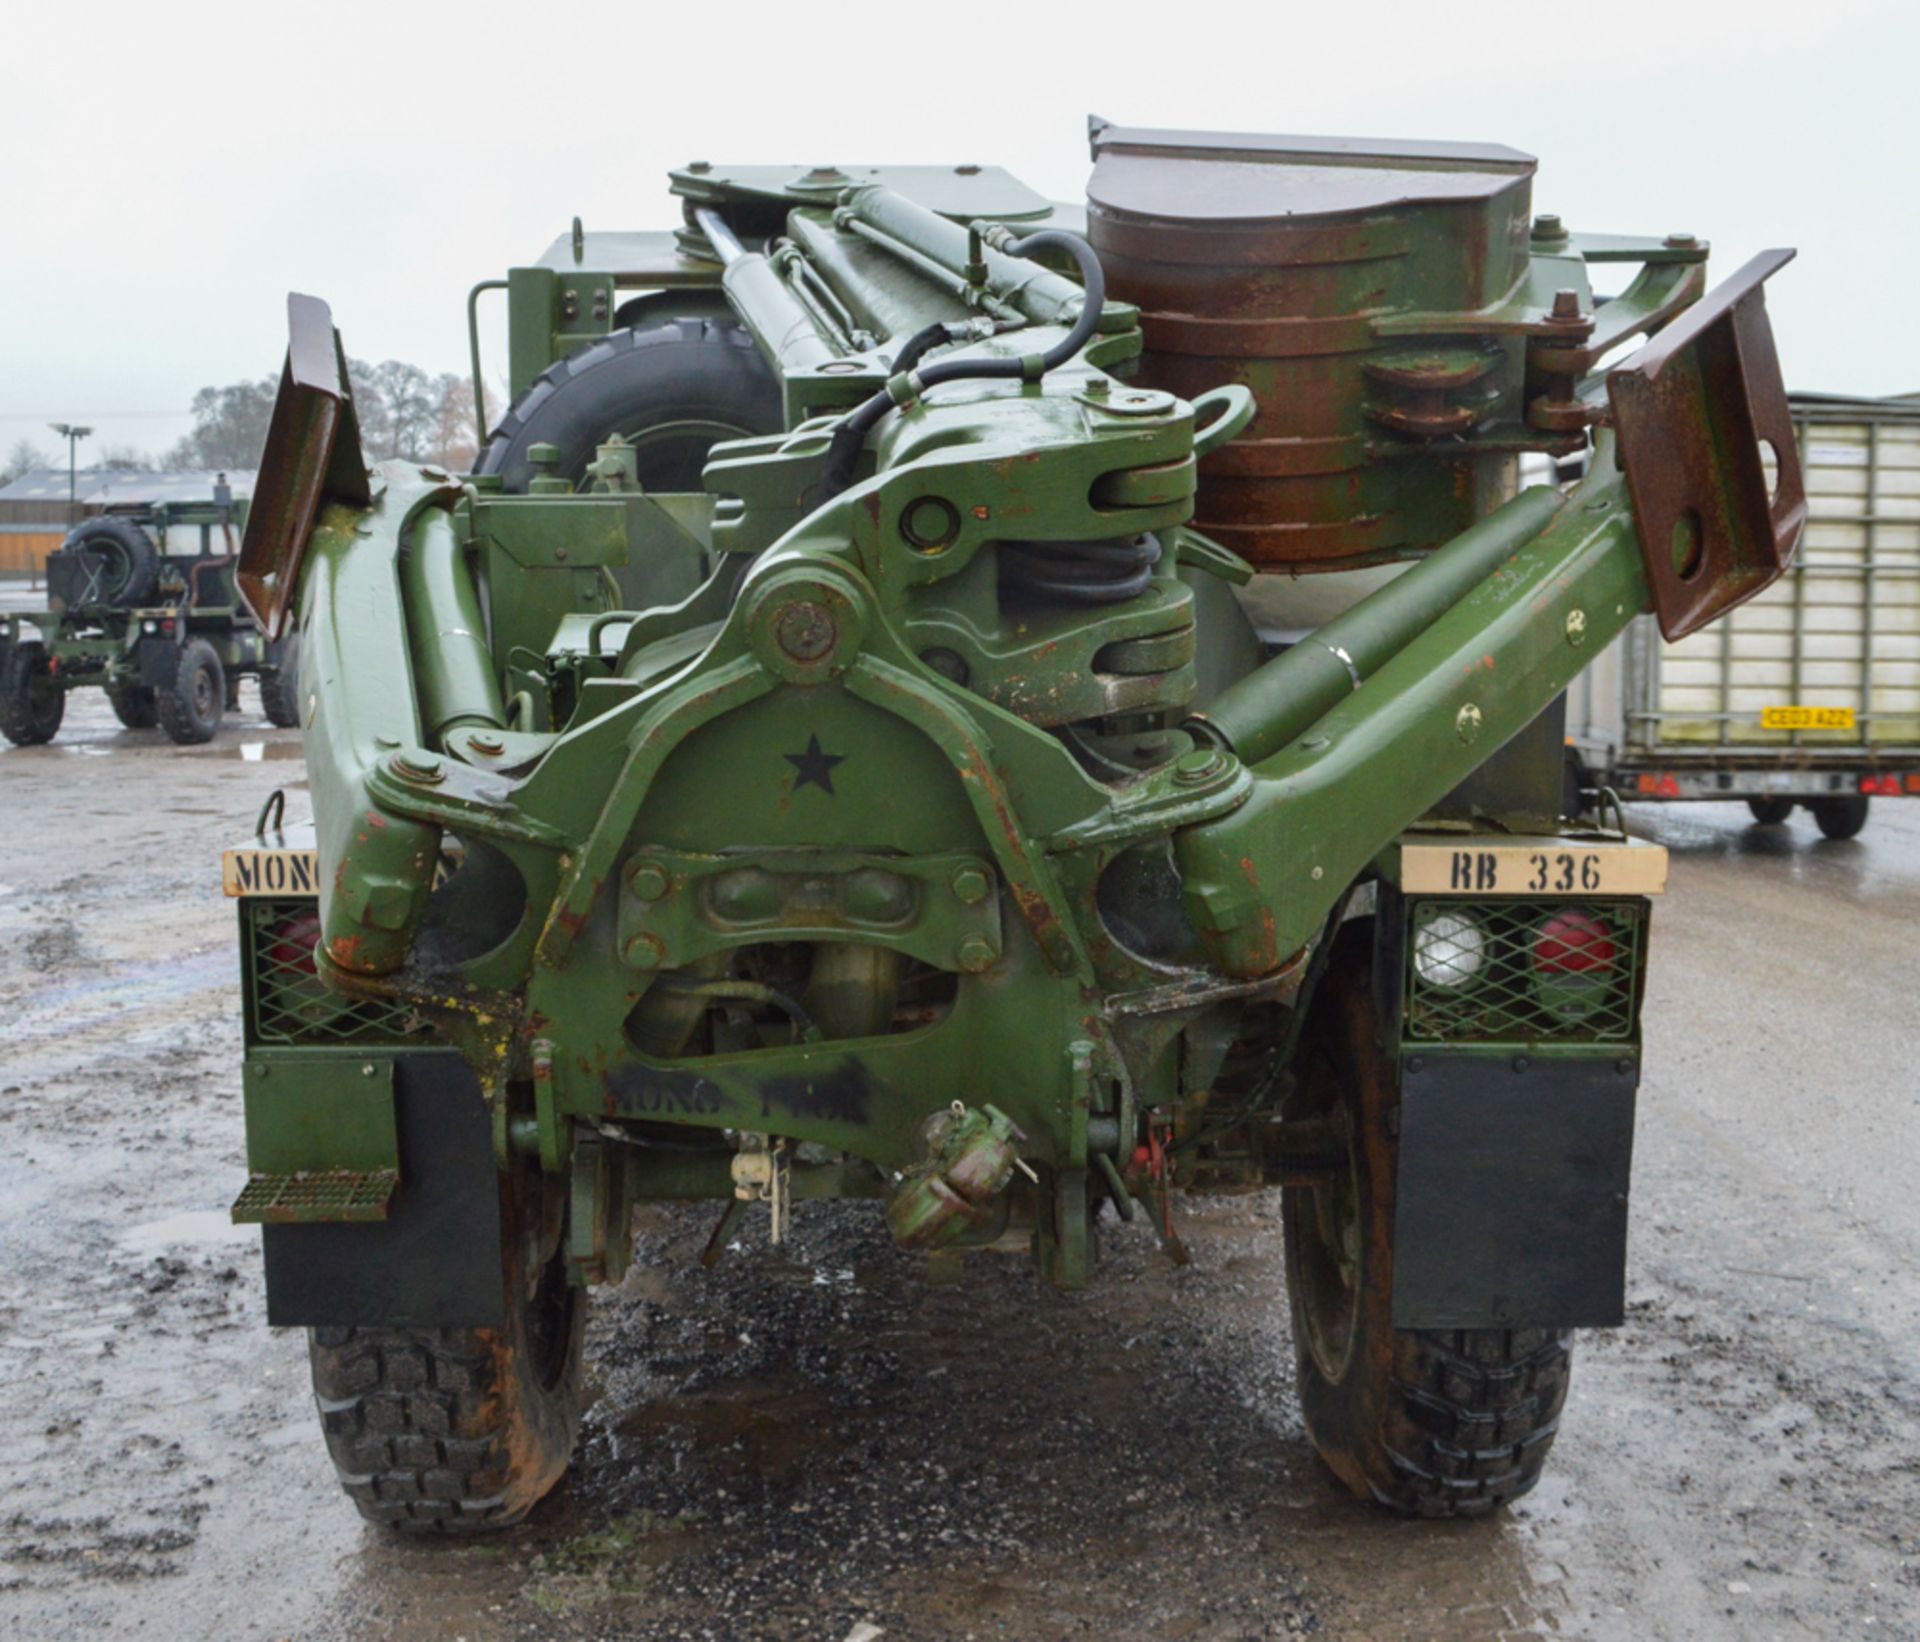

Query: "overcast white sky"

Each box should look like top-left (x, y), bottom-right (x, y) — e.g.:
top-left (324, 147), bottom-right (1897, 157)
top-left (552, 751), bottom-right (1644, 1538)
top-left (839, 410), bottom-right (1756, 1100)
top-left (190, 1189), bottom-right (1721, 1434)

top-left (1, 0), bottom-right (1912, 464)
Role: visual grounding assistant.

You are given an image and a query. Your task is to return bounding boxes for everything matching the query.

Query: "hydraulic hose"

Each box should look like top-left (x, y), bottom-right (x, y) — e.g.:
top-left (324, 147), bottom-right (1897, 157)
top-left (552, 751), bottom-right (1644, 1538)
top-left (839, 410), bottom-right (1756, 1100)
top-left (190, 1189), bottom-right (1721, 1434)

top-left (819, 229), bottom-right (1107, 500)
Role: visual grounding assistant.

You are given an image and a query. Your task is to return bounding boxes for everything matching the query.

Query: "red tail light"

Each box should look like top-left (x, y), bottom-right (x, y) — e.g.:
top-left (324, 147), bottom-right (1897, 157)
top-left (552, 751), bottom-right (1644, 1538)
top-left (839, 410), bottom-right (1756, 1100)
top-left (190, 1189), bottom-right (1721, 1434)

top-left (265, 911), bottom-right (323, 976)
top-left (1533, 911), bottom-right (1615, 975)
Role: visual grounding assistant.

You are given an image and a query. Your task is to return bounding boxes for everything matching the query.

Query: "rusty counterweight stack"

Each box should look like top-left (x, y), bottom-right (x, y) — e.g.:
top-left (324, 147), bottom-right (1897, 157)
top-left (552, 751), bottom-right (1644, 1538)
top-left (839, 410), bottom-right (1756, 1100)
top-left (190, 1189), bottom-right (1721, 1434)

top-left (1088, 122), bottom-right (1542, 573)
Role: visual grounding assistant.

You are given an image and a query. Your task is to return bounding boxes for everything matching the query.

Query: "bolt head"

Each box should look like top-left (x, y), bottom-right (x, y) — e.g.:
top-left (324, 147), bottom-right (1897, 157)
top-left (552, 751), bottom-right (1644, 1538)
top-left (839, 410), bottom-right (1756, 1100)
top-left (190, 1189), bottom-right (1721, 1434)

top-left (956, 935), bottom-right (997, 974)
top-left (774, 599), bottom-right (837, 663)
top-left (624, 933), bottom-right (665, 970)
top-left (1173, 748), bottom-right (1225, 786)
top-left (951, 866), bottom-right (991, 905)
top-left (390, 751), bottom-right (444, 784)
top-left (1531, 213), bottom-right (1565, 240)
top-left (630, 862), bottom-right (670, 901)
top-left (1550, 288), bottom-right (1582, 321)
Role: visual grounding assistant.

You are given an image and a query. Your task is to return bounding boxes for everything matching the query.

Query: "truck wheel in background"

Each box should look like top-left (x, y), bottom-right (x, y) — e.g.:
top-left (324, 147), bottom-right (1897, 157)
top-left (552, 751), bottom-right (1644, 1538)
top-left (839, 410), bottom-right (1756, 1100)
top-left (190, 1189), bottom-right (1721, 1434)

top-left (307, 1167), bottom-right (585, 1533)
top-left (1561, 747), bottom-right (1592, 822)
top-left (105, 683), bottom-right (158, 729)
top-left (1810, 794), bottom-right (1870, 840)
top-left (258, 633), bottom-right (302, 729)
top-left (58, 516), bottom-right (160, 607)
top-left (0, 642), bottom-right (65, 746)
top-left (156, 639), bottom-right (224, 745)
top-left (1282, 924), bottom-right (1573, 1517)
top-left (474, 317), bottom-right (782, 493)
top-left (1746, 797), bottom-right (1794, 825)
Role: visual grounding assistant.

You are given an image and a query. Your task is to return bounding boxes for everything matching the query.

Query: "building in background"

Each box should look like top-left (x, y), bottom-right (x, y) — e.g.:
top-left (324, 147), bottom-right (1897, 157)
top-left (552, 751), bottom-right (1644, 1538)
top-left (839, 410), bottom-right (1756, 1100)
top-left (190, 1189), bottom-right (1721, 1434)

top-left (0, 469), bottom-right (256, 576)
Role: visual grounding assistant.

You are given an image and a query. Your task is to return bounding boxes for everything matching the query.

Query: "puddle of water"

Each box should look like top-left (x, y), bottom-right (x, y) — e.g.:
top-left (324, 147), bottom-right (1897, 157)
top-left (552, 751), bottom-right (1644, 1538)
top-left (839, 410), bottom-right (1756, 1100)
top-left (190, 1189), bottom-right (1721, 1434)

top-left (230, 741), bottom-right (304, 763)
top-left (120, 1207), bottom-right (252, 1257)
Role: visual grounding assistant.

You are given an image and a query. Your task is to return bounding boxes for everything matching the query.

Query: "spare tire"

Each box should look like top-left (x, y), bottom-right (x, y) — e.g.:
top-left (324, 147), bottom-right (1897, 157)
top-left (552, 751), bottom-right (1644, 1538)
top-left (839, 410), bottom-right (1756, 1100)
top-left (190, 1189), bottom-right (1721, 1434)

top-left (58, 516), bottom-right (160, 607)
top-left (474, 316), bottom-right (781, 494)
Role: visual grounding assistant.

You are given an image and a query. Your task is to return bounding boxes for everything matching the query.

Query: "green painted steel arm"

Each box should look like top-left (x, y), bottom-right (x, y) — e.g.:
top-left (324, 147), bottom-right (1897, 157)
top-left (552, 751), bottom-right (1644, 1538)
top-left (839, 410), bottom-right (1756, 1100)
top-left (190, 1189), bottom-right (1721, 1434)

top-left (1177, 447), bottom-right (1650, 977)
top-left (297, 467), bottom-right (466, 979)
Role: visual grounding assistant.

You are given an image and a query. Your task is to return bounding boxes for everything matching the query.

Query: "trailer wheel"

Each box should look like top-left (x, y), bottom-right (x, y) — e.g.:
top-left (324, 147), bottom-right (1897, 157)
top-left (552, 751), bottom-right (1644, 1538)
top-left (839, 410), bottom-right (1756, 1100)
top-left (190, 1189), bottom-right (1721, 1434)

top-left (307, 1169), bottom-right (585, 1534)
top-left (1282, 924), bottom-right (1573, 1517)
top-left (259, 633), bottom-right (301, 729)
top-left (1810, 794), bottom-right (1870, 840)
top-left (156, 639), bottom-right (224, 745)
top-left (106, 683), bottom-right (158, 729)
top-left (0, 641), bottom-right (64, 746)
top-left (58, 516), bottom-right (159, 607)
top-left (474, 316), bottom-right (781, 494)
top-left (1746, 797), bottom-right (1794, 825)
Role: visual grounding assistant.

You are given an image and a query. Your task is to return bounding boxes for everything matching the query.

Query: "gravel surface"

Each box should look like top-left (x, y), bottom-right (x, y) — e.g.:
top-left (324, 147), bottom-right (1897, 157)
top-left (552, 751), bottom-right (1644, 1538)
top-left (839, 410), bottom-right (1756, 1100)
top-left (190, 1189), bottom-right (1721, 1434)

top-left (1, 680), bottom-right (1916, 1640)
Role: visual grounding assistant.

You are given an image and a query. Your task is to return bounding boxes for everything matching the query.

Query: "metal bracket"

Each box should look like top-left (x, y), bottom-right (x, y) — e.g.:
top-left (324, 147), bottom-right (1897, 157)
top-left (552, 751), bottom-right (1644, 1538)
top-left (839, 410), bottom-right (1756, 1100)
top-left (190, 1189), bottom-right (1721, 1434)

top-left (1608, 249), bottom-right (1807, 640)
top-left (236, 293), bottom-right (371, 637)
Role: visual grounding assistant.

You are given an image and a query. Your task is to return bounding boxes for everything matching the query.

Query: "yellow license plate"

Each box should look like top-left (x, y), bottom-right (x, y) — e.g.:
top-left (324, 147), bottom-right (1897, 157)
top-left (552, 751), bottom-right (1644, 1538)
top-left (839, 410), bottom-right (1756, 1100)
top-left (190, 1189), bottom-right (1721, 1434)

top-left (1401, 837), bottom-right (1668, 898)
top-left (222, 846), bottom-right (320, 897)
top-left (1761, 704), bottom-right (1855, 731)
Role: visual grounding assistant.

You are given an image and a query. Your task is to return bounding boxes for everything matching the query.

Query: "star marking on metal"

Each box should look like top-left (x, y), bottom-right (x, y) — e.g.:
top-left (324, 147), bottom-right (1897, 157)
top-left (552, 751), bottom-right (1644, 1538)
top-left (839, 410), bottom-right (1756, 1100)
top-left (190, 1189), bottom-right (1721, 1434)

top-left (784, 733), bottom-right (845, 796)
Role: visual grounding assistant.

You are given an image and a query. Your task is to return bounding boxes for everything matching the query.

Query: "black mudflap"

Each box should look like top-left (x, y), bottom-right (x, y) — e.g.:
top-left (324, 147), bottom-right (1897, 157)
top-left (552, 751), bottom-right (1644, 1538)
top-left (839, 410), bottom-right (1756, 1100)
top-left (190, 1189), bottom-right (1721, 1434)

top-left (261, 1052), bottom-right (505, 1328)
top-left (1390, 1050), bottom-right (1637, 1330)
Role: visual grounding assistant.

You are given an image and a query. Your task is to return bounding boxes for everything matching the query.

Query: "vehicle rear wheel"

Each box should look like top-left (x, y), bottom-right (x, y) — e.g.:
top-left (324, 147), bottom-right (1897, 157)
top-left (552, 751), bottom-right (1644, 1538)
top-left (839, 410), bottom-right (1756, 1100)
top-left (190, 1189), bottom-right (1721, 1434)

top-left (1282, 924), bottom-right (1573, 1517)
top-left (259, 633), bottom-right (301, 728)
top-left (106, 682), bottom-right (158, 729)
top-left (0, 642), bottom-right (64, 746)
top-left (307, 1168), bottom-right (585, 1534)
top-left (1746, 797), bottom-right (1794, 825)
top-left (1810, 794), bottom-right (1869, 840)
top-left (475, 316), bottom-right (782, 494)
top-left (156, 639), bottom-right (224, 745)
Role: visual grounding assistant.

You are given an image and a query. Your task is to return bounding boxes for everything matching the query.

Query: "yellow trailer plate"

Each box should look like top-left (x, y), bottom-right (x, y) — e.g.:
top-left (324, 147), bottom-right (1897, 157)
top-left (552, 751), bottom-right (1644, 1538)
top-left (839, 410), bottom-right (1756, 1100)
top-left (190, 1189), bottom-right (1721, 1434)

top-left (1760, 705), bottom-right (1855, 730)
top-left (1400, 836), bottom-right (1668, 897)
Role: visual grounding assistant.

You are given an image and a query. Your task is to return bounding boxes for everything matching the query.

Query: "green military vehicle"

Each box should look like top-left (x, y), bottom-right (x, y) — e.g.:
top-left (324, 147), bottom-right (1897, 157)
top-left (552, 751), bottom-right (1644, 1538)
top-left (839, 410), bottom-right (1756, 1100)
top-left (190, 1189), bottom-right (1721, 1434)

top-left (0, 480), bottom-right (300, 746)
top-left (225, 122), bottom-right (1802, 1531)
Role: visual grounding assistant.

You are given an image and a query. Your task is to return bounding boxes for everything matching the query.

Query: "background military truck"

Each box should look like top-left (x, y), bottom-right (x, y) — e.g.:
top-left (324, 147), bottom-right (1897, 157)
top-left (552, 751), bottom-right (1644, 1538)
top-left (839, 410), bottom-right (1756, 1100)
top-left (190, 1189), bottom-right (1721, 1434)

top-left (0, 478), bottom-right (301, 746)
top-left (1566, 392), bottom-right (1920, 838)
top-left (227, 123), bottom-right (1801, 1533)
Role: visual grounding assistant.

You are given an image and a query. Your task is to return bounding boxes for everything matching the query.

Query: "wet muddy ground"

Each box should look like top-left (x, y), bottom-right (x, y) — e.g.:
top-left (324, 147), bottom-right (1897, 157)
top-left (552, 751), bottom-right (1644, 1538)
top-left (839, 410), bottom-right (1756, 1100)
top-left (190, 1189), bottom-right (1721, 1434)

top-left (2, 673), bottom-right (1917, 1640)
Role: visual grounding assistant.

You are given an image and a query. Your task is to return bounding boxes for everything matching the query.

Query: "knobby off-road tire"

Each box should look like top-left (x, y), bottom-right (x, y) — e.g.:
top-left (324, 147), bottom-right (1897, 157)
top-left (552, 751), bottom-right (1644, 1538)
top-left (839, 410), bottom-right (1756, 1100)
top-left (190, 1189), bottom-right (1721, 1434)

top-left (1811, 794), bottom-right (1870, 840)
top-left (306, 1172), bottom-right (585, 1534)
top-left (60, 516), bottom-right (159, 607)
top-left (0, 641), bottom-right (64, 745)
top-left (156, 638), bottom-right (223, 745)
top-left (258, 633), bottom-right (301, 729)
top-left (1282, 924), bottom-right (1573, 1517)
top-left (475, 316), bottom-right (782, 494)
top-left (106, 682), bottom-right (159, 729)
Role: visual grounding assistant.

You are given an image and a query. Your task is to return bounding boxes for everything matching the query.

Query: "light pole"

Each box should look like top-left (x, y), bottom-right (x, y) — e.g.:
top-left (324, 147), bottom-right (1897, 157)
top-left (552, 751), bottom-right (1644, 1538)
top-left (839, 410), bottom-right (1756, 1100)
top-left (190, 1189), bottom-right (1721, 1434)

top-left (49, 422), bottom-right (93, 527)
top-left (44, 423), bottom-right (91, 592)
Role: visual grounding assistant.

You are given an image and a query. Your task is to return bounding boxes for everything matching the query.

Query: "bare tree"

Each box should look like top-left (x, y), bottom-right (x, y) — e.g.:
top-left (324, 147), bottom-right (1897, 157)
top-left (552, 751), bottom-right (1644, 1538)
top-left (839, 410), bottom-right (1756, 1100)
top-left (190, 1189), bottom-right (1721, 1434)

top-left (167, 376), bottom-right (280, 470)
top-left (2, 438), bottom-right (52, 485)
top-left (163, 357), bottom-right (489, 477)
top-left (431, 376), bottom-right (483, 473)
top-left (97, 444), bottom-right (160, 471)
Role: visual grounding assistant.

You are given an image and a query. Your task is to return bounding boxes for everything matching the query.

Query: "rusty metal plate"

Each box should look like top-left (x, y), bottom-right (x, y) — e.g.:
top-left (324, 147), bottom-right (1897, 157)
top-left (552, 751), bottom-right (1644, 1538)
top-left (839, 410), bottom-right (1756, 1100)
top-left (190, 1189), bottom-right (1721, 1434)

top-left (1608, 249), bottom-right (1806, 641)
top-left (235, 293), bottom-right (369, 638)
